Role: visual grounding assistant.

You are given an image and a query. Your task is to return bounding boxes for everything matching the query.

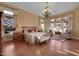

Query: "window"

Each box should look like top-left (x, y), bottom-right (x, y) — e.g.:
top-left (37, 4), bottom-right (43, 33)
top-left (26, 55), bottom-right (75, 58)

top-left (3, 16), bottom-right (15, 33)
top-left (50, 14), bottom-right (73, 33)
top-left (40, 18), bottom-right (44, 31)
top-left (50, 19), bottom-right (55, 30)
top-left (50, 18), bottom-right (62, 32)
top-left (3, 10), bottom-right (15, 33)
top-left (55, 22), bottom-right (62, 32)
top-left (63, 15), bottom-right (73, 32)
top-left (51, 19), bottom-right (55, 22)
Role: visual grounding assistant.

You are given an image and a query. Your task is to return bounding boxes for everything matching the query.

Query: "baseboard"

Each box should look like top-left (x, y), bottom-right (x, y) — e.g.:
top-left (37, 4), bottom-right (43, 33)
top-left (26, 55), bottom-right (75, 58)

top-left (72, 37), bottom-right (79, 40)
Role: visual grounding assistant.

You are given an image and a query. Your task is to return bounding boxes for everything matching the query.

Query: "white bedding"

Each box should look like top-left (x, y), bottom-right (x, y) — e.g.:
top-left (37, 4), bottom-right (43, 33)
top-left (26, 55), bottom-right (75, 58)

top-left (24, 32), bottom-right (49, 45)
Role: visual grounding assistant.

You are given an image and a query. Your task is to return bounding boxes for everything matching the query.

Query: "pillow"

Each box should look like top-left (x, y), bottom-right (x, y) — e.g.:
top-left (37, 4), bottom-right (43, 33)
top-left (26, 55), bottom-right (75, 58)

top-left (33, 29), bottom-right (36, 32)
top-left (29, 30), bottom-right (32, 32)
top-left (36, 36), bottom-right (41, 39)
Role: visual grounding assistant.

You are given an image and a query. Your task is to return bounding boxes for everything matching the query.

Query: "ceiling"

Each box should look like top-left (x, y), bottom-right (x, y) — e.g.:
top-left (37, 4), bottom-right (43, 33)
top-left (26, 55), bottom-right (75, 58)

top-left (6, 2), bottom-right (79, 17)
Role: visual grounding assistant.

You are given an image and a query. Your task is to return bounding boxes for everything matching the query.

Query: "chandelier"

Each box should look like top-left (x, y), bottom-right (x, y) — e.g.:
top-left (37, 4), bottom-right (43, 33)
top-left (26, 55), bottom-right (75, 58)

top-left (42, 2), bottom-right (52, 18)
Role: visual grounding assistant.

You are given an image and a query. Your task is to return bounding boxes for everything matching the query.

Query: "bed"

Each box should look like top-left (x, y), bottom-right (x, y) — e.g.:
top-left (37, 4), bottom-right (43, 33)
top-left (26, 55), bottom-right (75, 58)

top-left (22, 26), bottom-right (50, 45)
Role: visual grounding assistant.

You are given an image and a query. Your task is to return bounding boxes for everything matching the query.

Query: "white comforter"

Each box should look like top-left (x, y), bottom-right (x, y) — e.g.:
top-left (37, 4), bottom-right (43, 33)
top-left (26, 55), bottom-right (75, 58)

top-left (24, 32), bottom-right (49, 44)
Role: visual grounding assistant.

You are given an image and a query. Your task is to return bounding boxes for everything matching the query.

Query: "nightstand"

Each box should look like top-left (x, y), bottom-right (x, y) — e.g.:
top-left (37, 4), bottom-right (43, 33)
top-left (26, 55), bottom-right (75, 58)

top-left (13, 31), bottom-right (23, 42)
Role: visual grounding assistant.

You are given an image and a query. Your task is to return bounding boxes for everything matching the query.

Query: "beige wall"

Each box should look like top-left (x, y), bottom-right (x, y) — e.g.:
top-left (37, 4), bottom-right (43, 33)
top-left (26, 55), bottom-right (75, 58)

top-left (16, 9), bottom-right (39, 31)
top-left (73, 8), bottom-right (79, 38)
top-left (0, 3), bottom-right (40, 31)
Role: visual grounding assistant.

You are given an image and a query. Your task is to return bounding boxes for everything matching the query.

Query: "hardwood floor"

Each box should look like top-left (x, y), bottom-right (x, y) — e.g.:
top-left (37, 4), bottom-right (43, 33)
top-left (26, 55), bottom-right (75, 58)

top-left (1, 38), bottom-right (79, 56)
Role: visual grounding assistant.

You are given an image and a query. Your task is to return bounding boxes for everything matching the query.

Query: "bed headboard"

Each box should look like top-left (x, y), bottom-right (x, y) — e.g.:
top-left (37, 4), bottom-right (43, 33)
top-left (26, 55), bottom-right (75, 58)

top-left (22, 26), bottom-right (37, 33)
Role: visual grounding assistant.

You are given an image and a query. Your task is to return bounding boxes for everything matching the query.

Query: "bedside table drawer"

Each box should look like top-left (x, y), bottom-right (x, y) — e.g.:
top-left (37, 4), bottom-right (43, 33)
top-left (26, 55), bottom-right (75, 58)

top-left (13, 32), bottom-right (23, 41)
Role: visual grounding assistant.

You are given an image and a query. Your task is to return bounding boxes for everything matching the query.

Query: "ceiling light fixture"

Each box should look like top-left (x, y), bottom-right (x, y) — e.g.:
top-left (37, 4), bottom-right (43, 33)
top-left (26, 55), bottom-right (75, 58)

top-left (42, 2), bottom-right (52, 18)
top-left (3, 10), bottom-right (14, 16)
